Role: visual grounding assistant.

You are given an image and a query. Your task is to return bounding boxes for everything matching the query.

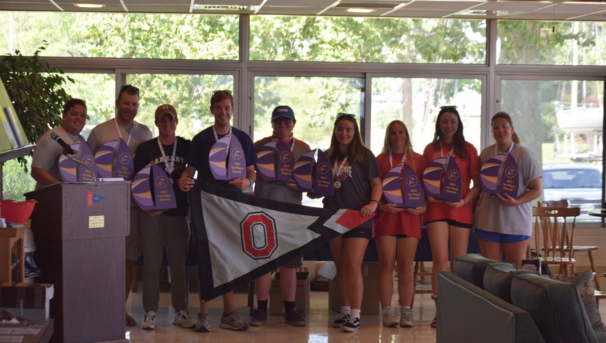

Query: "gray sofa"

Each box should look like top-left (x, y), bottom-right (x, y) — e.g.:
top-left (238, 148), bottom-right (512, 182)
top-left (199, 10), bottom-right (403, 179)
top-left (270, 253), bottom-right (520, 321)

top-left (437, 254), bottom-right (605, 343)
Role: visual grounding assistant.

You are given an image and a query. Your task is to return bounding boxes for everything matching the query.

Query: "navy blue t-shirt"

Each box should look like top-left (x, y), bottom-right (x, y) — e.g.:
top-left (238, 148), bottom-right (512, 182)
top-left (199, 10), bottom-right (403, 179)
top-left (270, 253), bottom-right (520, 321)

top-left (185, 126), bottom-right (257, 192)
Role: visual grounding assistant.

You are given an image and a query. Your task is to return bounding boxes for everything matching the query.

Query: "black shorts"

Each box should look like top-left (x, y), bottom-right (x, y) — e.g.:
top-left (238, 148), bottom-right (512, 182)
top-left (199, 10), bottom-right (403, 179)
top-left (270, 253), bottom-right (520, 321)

top-left (425, 219), bottom-right (473, 229)
top-left (390, 234), bottom-right (410, 238)
top-left (343, 226), bottom-right (372, 239)
top-left (281, 256), bottom-right (303, 269)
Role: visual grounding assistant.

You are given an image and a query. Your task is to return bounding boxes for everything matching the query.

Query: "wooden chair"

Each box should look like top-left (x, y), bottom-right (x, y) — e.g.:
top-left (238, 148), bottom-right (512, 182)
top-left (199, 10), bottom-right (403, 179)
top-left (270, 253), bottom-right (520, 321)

top-left (532, 206), bottom-right (581, 275)
top-left (537, 200), bottom-right (600, 290)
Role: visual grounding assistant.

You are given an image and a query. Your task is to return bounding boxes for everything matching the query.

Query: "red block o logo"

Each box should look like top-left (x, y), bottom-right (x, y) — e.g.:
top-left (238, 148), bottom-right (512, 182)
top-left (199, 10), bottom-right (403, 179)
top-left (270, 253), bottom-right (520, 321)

top-left (240, 212), bottom-right (278, 259)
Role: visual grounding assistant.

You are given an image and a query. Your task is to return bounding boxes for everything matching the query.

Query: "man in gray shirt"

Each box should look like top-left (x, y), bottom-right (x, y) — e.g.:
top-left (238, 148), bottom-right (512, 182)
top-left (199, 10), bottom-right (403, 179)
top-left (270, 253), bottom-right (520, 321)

top-left (31, 98), bottom-right (87, 189)
top-left (87, 85), bottom-right (153, 327)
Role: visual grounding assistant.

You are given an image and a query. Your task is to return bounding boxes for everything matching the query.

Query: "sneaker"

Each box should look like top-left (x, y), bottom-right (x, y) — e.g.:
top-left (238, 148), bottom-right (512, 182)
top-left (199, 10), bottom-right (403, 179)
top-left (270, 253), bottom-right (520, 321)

top-left (381, 307), bottom-right (398, 328)
top-left (220, 311), bottom-right (249, 331)
top-left (400, 307), bottom-right (413, 328)
top-left (173, 310), bottom-right (195, 328)
top-left (285, 309), bottom-right (306, 327)
top-left (332, 312), bottom-right (350, 328)
top-left (342, 316), bottom-right (360, 332)
top-left (194, 311), bottom-right (211, 332)
top-left (141, 311), bottom-right (155, 330)
top-left (430, 316), bottom-right (437, 329)
top-left (125, 312), bottom-right (137, 327)
top-left (248, 309), bottom-right (267, 326)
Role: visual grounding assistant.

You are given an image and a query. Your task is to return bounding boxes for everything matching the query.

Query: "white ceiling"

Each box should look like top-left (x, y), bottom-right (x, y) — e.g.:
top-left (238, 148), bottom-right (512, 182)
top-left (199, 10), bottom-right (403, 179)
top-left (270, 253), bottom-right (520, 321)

top-left (1, 0), bottom-right (606, 22)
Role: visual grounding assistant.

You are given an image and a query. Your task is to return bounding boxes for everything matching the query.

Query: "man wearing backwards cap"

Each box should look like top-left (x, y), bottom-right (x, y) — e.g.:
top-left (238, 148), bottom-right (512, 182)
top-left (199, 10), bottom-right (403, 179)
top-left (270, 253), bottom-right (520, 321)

top-left (133, 104), bottom-right (194, 330)
top-left (249, 105), bottom-right (311, 327)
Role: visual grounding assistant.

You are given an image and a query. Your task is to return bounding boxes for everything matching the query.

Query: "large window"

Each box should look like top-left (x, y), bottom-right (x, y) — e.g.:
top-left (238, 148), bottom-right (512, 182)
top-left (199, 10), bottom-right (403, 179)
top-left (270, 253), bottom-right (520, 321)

top-left (498, 21), bottom-right (606, 66)
top-left (0, 12), bottom-right (239, 60)
top-left (370, 77), bottom-right (482, 156)
top-left (126, 73), bottom-right (234, 139)
top-left (500, 79), bottom-right (603, 222)
top-left (253, 76), bottom-right (365, 150)
top-left (250, 17), bottom-right (486, 64)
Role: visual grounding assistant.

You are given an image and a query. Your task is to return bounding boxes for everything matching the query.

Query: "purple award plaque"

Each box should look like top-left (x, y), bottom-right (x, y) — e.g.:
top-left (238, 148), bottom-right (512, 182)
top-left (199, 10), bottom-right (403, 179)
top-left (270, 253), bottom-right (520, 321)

top-left (209, 135), bottom-right (230, 180)
top-left (293, 150), bottom-right (314, 192)
top-left (59, 143), bottom-right (79, 182)
top-left (227, 135), bottom-right (246, 180)
top-left (402, 162), bottom-right (425, 208)
top-left (480, 153), bottom-right (507, 195)
top-left (151, 164), bottom-right (177, 210)
top-left (132, 164), bottom-right (155, 210)
top-left (382, 165), bottom-right (404, 207)
top-left (256, 141), bottom-right (277, 182)
top-left (441, 156), bottom-right (462, 202)
top-left (115, 139), bottom-right (135, 180)
top-left (423, 157), bottom-right (447, 199)
top-left (276, 139), bottom-right (294, 181)
top-left (497, 154), bottom-right (519, 199)
top-left (94, 140), bottom-right (118, 179)
top-left (311, 149), bottom-right (334, 196)
top-left (78, 141), bottom-right (96, 182)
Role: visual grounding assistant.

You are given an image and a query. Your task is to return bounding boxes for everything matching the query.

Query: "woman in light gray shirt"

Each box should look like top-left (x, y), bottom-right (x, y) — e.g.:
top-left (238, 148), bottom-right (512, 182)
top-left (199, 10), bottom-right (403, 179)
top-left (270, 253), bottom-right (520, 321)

top-left (474, 112), bottom-right (542, 267)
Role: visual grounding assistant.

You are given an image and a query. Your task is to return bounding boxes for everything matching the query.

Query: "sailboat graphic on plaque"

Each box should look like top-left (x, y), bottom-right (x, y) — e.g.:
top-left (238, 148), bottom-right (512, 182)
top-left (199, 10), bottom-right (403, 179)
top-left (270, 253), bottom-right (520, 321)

top-left (480, 153), bottom-right (519, 199)
top-left (209, 134), bottom-right (246, 180)
top-left (93, 139), bottom-right (135, 180)
top-left (382, 162), bottom-right (425, 208)
top-left (293, 149), bottom-right (334, 196)
top-left (59, 141), bottom-right (96, 182)
top-left (256, 139), bottom-right (295, 182)
top-left (131, 163), bottom-right (177, 210)
top-left (422, 156), bottom-right (461, 202)
top-left (480, 153), bottom-right (507, 195)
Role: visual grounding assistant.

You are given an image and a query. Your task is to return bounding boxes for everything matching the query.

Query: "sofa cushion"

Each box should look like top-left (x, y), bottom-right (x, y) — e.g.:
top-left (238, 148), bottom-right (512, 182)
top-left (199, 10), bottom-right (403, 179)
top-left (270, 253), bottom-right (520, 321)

top-left (453, 254), bottom-right (499, 288)
top-left (512, 273), bottom-right (598, 343)
top-left (484, 263), bottom-right (537, 303)
top-left (551, 270), bottom-right (605, 332)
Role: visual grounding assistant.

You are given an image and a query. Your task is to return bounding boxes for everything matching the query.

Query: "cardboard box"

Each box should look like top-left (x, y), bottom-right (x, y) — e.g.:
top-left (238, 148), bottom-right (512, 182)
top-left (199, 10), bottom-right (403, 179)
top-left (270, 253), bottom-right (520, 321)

top-left (0, 282), bottom-right (54, 321)
top-left (328, 262), bottom-right (380, 315)
top-left (296, 261), bottom-right (318, 281)
top-left (269, 271), bottom-right (309, 317)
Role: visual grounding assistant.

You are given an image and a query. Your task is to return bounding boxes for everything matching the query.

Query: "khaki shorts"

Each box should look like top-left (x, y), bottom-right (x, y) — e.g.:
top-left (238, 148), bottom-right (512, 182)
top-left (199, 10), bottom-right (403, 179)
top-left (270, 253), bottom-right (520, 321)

top-left (125, 207), bottom-right (142, 261)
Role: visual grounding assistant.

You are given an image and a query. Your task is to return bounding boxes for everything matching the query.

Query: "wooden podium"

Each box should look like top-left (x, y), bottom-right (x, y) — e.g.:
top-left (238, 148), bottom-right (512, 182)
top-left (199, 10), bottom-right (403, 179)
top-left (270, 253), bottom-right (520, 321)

top-left (26, 182), bottom-right (130, 343)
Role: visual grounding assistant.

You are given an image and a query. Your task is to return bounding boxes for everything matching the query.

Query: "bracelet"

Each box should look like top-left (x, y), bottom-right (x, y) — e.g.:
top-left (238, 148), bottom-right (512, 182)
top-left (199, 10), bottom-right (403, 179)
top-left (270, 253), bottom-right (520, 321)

top-left (371, 199), bottom-right (380, 206)
top-left (248, 178), bottom-right (254, 188)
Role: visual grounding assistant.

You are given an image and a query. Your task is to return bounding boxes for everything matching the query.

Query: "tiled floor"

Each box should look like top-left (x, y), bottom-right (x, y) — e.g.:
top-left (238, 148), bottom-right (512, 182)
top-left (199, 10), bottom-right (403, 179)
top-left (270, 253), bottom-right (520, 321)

top-left (125, 290), bottom-right (438, 342)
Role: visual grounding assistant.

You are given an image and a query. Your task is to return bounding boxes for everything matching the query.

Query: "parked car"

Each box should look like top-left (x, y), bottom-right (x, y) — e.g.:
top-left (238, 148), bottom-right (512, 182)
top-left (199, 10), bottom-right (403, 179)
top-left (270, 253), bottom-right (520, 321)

top-left (542, 163), bottom-right (602, 220)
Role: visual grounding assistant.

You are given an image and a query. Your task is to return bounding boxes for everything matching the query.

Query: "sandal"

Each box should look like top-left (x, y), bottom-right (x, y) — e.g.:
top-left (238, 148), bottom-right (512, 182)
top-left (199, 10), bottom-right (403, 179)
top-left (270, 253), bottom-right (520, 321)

top-left (125, 312), bottom-right (137, 327)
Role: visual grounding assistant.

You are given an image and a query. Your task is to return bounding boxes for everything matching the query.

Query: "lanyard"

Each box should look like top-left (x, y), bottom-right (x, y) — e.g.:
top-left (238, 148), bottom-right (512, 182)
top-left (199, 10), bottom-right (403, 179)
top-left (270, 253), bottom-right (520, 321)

top-left (389, 151), bottom-right (407, 169)
top-left (114, 118), bottom-right (135, 146)
top-left (494, 141), bottom-right (515, 155)
top-left (212, 125), bottom-right (232, 142)
top-left (333, 156), bottom-right (348, 177)
top-left (440, 141), bottom-right (454, 158)
top-left (157, 137), bottom-right (177, 175)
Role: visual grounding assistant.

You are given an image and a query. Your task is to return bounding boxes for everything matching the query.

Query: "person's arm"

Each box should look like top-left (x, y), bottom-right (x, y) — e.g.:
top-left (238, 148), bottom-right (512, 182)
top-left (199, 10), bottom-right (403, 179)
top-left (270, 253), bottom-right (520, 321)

top-left (360, 177), bottom-right (382, 218)
top-left (496, 177), bottom-right (542, 206)
top-left (178, 166), bottom-right (196, 192)
top-left (31, 167), bottom-right (61, 187)
top-left (229, 165), bottom-right (256, 190)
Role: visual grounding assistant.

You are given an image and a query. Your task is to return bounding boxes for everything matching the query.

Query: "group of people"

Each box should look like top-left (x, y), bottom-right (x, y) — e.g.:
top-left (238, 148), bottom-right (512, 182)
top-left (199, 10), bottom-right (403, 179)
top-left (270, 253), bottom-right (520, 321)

top-left (30, 85), bottom-right (542, 333)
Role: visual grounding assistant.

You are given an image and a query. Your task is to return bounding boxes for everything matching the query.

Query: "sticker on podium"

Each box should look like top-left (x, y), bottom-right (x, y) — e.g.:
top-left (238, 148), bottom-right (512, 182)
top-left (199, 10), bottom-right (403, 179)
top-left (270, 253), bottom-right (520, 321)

top-left (131, 163), bottom-right (177, 211)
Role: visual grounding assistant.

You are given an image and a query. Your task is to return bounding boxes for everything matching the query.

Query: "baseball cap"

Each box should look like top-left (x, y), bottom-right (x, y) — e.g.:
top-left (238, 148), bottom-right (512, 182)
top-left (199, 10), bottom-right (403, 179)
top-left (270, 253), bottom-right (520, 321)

top-left (271, 105), bottom-right (295, 121)
top-left (155, 104), bottom-right (177, 122)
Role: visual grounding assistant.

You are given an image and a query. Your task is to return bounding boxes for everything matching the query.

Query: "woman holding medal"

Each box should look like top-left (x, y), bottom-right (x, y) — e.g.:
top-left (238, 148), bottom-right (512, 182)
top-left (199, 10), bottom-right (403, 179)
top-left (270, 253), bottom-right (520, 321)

top-left (474, 112), bottom-right (541, 267)
top-left (322, 113), bottom-right (382, 332)
top-left (423, 106), bottom-right (481, 329)
top-left (374, 120), bottom-right (426, 328)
